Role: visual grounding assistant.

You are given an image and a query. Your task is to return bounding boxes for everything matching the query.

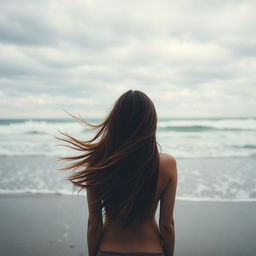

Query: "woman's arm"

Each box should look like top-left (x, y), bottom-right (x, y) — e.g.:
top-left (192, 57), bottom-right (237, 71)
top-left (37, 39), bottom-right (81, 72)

top-left (159, 218), bottom-right (175, 256)
top-left (159, 154), bottom-right (178, 256)
top-left (87, 221), bottom-right (104, 256)
top-left (86, 188), bottom-right (104, 256)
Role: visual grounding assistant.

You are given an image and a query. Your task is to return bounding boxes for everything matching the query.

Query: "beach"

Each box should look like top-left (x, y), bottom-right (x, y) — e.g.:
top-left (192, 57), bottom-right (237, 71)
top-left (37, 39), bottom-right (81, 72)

top-left (1, 194), bottom-right (256, 256)
top-left (1, 118), bottom-right (256, 255)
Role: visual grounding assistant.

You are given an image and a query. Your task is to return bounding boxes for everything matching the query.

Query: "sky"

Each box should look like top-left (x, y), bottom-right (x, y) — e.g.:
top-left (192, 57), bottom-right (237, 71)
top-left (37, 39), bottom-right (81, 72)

top-left (0, 0), bottom-right (255, 119)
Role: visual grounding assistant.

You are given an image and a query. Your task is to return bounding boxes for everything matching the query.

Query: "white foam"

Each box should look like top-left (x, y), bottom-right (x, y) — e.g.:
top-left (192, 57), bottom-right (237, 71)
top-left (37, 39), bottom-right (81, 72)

top-left (1, 189), bottom-right (256, 202)
top-left (176, 196), bottom-right (256, 202)
top-left (0, 189), bottom-right (85, 196)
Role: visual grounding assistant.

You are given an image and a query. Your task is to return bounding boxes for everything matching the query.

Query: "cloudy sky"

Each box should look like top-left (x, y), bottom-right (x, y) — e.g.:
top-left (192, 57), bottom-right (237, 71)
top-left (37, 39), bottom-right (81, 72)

top-left (0, 0), bottom-right (255, 118)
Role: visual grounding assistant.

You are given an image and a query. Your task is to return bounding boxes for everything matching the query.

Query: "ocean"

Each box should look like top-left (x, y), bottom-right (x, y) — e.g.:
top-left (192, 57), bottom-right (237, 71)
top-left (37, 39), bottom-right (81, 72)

top-left (0, 117), bottom-right (255, 201)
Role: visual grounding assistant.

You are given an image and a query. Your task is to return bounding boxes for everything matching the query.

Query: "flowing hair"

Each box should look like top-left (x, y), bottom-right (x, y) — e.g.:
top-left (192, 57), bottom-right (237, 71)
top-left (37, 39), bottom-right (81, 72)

top-left (55, 89), bottom-right (161, 229)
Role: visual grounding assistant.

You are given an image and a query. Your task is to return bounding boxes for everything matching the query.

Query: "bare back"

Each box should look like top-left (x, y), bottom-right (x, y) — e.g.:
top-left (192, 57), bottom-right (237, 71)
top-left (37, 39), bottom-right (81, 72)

top-left (98, 152), bottom-right (177, 253)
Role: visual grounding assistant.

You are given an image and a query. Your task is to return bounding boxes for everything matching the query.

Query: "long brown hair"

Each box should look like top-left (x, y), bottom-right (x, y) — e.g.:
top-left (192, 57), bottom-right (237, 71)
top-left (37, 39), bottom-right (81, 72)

top-left (55, 89), bottom-right (161, 229)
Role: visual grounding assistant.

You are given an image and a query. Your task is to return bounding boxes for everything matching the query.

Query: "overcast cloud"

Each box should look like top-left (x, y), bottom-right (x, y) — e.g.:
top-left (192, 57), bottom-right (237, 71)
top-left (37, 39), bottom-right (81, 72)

top-left (0, 0), bottom-right (255, 118)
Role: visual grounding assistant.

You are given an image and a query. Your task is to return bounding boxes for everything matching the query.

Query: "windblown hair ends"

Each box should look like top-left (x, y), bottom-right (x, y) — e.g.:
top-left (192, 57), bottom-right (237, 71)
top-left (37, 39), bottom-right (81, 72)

top-left (55, 90), bottom-right (161, 228)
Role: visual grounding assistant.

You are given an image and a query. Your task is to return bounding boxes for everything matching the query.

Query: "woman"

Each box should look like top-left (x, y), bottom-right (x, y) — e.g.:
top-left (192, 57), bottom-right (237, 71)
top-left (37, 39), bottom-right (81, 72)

top-left (56, 90), bottom-right (178, 256)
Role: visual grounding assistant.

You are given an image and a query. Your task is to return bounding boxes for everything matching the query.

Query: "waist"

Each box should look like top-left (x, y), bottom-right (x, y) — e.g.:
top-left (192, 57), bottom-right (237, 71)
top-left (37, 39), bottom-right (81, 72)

top-left (97, 250), bottom-right (165, 256)
top-left (100, 221), bottom-right (163, 252)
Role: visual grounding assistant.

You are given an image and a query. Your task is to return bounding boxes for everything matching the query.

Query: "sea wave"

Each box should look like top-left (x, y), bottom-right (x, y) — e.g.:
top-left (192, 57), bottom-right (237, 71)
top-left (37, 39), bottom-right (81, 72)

top-left (0, 118), bottom-right (255, 134)
top-left (0, 118), bottom-right (256, 158)
top-left (157, 118), bottom-right (256, 131)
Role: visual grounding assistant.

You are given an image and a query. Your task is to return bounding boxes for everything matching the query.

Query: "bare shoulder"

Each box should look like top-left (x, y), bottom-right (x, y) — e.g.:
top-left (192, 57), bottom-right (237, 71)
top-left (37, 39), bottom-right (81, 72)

top-left (159, 152), bottom-right (177, 179)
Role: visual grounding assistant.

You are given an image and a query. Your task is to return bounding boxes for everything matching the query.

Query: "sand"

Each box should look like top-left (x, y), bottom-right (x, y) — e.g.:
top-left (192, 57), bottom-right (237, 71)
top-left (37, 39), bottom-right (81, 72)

top-left (0, 194), bottom-right (256, 256)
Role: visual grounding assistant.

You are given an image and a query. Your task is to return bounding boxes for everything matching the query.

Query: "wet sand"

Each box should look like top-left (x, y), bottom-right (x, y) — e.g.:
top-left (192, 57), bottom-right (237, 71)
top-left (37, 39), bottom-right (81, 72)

top-left (0, 194), bottom-right (255, 256)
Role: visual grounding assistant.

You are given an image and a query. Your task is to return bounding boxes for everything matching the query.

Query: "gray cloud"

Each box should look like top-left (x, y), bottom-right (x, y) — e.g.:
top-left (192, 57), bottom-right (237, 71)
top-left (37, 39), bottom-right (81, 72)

top-left (0, 0), bottom-right (255, 118)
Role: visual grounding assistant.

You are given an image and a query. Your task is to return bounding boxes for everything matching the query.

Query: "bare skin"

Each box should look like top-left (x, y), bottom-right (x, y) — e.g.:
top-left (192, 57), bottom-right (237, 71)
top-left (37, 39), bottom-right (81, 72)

top-left (87, 152), bottom-right (177, 256)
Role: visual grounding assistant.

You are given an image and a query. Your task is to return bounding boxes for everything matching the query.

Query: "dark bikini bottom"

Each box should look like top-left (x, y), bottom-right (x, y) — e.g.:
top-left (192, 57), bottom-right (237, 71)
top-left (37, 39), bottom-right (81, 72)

top-left (97, 250), bottom-right (165, 256)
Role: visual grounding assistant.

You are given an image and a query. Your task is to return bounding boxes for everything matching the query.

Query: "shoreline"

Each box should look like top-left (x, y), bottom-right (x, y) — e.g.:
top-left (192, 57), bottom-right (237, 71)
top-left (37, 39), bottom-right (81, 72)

top-left (1, 192), bottom-right (256, 203)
